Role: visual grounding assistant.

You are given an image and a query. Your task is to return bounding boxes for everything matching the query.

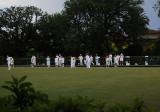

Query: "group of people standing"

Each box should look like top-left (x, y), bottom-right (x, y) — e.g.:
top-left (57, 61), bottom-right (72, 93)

top-left (6, 53), bottom-right (124, 70)
top-left (106, 53), bottom-right (124, 67)
top-left (50, 53), bottom-right (124, 68)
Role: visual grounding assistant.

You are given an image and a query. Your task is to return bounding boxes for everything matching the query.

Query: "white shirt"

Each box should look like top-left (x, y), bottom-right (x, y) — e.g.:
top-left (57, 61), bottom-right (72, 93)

top-left (86, 55), bottom-right (90, 63)
top-left (109, 54), bottom-right (112, 59)
top-left (7, 57), bottom-right (12, 64)
top-left (120, 54), bottom-right (124, 59)
top-left (62, 58), bottom-right (64, 63)
top-left (95, 56), bottom-right (100, 61)
top-left (11, 57), bottom-right (14, 64)
top-left (59, 57), bottom-right (62, 63)
top-left (79, 56), bottom-right (83, 60)
top-left (90, 56), bottom-right (93, 62)
top-left (46, 57), bottom-right (50, 61)
top-left (55, 57), bottom-right (58, 63)
top-left (31, 56), bottom-right (35, 63)
top-left (71, 57), bottom-right (74, 63)
top-left (117, 55), bottom-right (120, 60)
top-left (106, 58), bottom-right (110, 62)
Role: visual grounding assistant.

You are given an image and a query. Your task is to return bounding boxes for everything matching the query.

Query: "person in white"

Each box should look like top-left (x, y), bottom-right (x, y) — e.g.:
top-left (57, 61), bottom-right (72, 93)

top-left (120, 53), bottom-right (124, 65)
top-left (46, 56), bottom-right (50, 67)
top-left (34, 56), bottom-right (36, 66)
top-left (106, 56), bottom-right (110, 68)
top-left (10, 57), bottom-right (14, 68)
top-left (78, 54), bottom-right (83, 65)
top-left (114, 55), bottom-right (118, 67)
top-left (86, 53), bottom-right (90, 68)
top-left (59, 56), bottom-right (62, 67)
top-left (95, 54), bottom-right (100, 65)
top-left (55, 56), bottom-right (59, 67)
top-left (109, 53), bottom-right (112, 65)
top-left (117, 54), bottom-right (120, 65)
top-left (6, 55), bottom-right (12, 70)
top-left (31, 56), bottom-right (35, 67)
top-left (58, 54), bottom-right (62, 67)
top-left (71, 56), bottom-right (75, 68)
top-left (90, 55), bottom-right (94, 65)
top-left (61, 56), bottom-right (65, 67)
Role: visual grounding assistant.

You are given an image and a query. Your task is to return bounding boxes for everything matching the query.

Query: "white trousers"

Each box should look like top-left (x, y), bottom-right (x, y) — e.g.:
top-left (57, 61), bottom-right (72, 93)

top-left (71, 62), bottom-right (75, 68)
top-left (86, 61), bottom-right (90, 68)
top-left (8, 63), bottom-right (11, 70)
top-left (80, 60), bottom-right (83, 65)
top-left (47, 61), bottom-right (50, 67)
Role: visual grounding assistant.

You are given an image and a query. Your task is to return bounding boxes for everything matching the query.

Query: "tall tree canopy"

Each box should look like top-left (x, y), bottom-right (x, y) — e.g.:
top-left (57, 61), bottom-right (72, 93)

top-left (0, 6), bottom-right (44, 57)
top-left (63, 0), bottom-right (149, 55)
top-left (35, 13), bottom-right (69, 56)
top-left (0, 0), bottom-right (150, 57)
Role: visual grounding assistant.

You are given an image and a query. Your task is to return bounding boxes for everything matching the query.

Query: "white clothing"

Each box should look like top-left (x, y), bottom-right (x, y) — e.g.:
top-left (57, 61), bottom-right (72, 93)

top-left (114, 56), bottom-right (119, 65)
top-left (106, 58), bottom-right (110, 67)
top-left (95, 56), bottom-right (100, 65)
top-left (109, 54), bottom-right (112, 65)
top-left (46, 57), bottom-right (50, 67)
top-left (34, 56), bottom-right (36, 65)
top-left (55, 57), bottom-right (59, 67)
top-left (79, 56), bottom-right (83, 65)
top-left (86, 55), bottom-right (90, 68)
top-left (59, 57), bottom-right (62, 67)
top-left (61, 57), bottom-right (65, 67)
top-left (11, 57), bottom-right (14, 65)
top-left (7, 57), bottom-right (12, 70)
top-left (120, 54), bottom-right (124, 61)
top-left (90, 56), bottom-right (94, 65)
top-left (71, 57), bottom-right (75, 68)
top-left (31, 56), bottom-right (35, 64)
top-left (117, 55), bottom-right (120, 65)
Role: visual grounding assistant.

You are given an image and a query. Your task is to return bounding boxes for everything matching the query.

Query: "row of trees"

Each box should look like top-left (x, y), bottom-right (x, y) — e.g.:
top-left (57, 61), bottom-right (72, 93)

top-left (0, 0), bottom-right (152, 57)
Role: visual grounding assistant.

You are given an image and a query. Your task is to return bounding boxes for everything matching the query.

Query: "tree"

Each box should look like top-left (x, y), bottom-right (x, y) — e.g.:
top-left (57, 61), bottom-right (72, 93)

top-left (63, 0), bottom-right (149, 55)
top-left (35, 13), bottom-right (69, 56)
top-left (0, 6), bottom-right (44, 57)
top-left (154, 0), bottom-right (160, 17)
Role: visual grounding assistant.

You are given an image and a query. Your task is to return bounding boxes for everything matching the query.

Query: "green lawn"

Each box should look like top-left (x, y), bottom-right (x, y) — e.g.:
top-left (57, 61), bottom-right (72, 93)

top-left (0, 67), bottom-right (160, 110)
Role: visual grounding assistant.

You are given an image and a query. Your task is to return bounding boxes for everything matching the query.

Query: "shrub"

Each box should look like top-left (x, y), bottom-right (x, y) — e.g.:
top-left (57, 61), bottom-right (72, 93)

top-left (1, 75), bottom-right (49, 111)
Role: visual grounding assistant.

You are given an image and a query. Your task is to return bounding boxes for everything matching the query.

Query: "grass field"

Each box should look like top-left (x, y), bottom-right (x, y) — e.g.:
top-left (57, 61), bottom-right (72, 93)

top-left (0, 67), bottom-right (160, 110)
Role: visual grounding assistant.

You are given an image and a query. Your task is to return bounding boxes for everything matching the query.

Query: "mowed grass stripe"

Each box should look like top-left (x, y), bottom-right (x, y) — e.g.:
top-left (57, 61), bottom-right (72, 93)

top-left (0, 67), bottom-right (160, 109)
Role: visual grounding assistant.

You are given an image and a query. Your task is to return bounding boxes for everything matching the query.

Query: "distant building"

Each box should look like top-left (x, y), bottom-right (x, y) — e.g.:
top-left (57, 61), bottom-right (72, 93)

top-left (142, 30), bottom-right (160, 39)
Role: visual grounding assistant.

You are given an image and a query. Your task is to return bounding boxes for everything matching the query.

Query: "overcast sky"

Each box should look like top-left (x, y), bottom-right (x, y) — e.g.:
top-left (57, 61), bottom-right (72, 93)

top-left (0, 0), bottom-right (160, 30)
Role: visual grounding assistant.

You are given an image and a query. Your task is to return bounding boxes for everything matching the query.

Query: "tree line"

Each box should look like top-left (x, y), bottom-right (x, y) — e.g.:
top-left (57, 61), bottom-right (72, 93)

top-left (0, 0), bottom-right (152, 57)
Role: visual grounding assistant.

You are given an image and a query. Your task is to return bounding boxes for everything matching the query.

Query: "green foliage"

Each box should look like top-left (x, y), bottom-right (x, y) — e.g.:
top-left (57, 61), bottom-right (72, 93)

top-left (2, 75), bottom-right (33, 110)
top-left (0, 97), bottom-right (18, 112)
top-left (63, 0), bottom-right (149, 54)
top-left (143, 39), bottom-right (160, 56)
top-left (130, 56), bottom-right (145, 65)
top-left (0, 56), bottom-right (5, 65)
top-left (0, 0), bottom-right (149, 57)
top-left (26, 100), bottom-right (50, 112)
top-left (0, 6), bottom-right (45, 57)
top-left (154, 0), bottom-right (160, 17)
top-left (107, 98), bottom-right (154, 112)
top-left (53, 96), bottom-right (95, 112)
top-left (1, 75), bottom-right (49, 111)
